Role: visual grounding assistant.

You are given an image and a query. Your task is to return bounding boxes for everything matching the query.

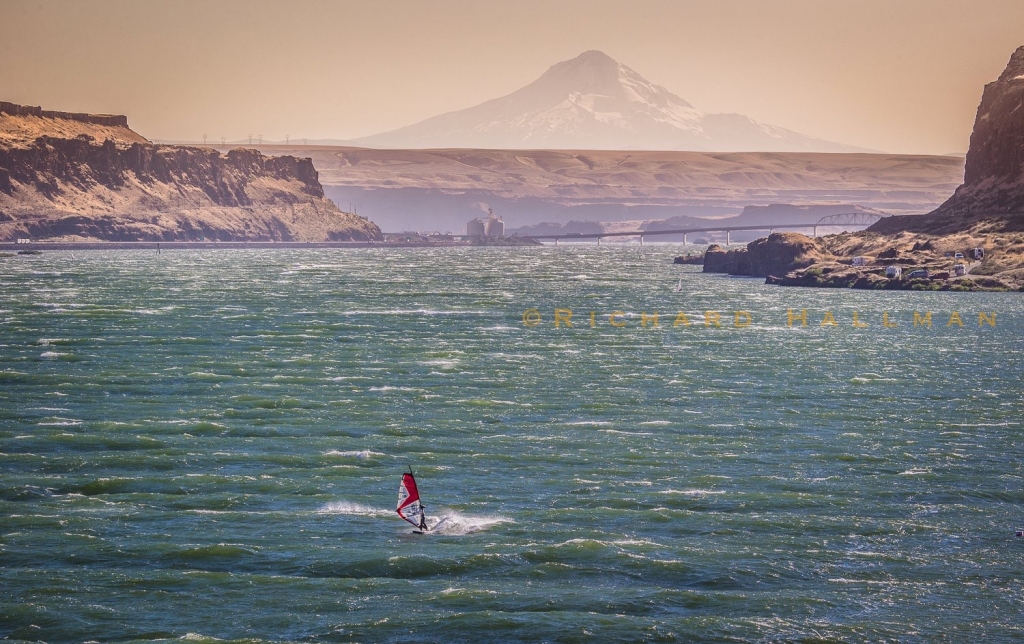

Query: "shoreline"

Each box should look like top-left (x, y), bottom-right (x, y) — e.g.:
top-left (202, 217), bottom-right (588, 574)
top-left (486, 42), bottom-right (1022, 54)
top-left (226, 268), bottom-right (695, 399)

top-left (0, 237), bottom-right (546, 251)
top-left (0, 240), bottom-right (476, 251)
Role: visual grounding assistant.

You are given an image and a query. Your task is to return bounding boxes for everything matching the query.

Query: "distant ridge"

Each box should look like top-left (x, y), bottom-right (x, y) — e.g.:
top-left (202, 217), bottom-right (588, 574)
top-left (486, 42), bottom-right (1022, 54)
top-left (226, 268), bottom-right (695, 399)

top-left (355, 50), bottom-right (872, 152)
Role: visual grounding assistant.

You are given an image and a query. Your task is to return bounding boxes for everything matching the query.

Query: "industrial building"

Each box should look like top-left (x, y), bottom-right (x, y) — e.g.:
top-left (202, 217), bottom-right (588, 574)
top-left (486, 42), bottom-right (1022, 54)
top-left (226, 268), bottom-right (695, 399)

top-left (467, 209), bottom-right (504, 238)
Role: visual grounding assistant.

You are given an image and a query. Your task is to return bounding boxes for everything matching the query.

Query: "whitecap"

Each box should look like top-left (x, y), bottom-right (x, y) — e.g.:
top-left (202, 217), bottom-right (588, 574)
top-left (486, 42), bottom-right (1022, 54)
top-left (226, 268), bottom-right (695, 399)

top-left (429, 510), bottom-right (511, 535)
top-left (319, 501), bottom-right (392, 518)
top-left (658, 489), bottom-right (726, 495)
top-left (324, 450), bottom-right (385, 459)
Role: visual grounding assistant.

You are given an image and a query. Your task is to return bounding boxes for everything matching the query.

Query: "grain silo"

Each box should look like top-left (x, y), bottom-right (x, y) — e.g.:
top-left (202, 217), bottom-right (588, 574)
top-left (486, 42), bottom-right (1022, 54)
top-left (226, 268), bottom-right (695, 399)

top-left (485, 210), bottom-right (504, 237)
top-left (466, 218), bottom-right (485, 237)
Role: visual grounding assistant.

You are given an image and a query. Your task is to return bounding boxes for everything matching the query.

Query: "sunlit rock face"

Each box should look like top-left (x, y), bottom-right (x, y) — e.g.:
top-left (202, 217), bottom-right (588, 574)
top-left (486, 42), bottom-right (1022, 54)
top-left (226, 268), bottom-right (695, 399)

top-left (0, 102), bottom-right (382, 241)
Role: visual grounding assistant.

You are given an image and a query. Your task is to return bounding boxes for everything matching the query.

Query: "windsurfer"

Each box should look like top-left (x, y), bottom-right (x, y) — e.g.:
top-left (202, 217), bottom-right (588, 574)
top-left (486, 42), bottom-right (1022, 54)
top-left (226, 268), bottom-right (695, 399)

top-left (397, 469), bottom-right (431, 532)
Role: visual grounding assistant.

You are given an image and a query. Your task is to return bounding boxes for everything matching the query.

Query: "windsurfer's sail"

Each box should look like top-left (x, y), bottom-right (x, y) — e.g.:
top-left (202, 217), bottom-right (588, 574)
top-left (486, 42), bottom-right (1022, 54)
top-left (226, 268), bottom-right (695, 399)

top-left (397, 470), bottom-right (427, 530)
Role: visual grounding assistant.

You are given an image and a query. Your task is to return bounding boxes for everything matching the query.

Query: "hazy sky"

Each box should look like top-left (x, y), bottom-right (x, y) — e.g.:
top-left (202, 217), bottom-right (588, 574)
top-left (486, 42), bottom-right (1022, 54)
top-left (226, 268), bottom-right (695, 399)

top-left (1, 0), bottom-right (1022, 154)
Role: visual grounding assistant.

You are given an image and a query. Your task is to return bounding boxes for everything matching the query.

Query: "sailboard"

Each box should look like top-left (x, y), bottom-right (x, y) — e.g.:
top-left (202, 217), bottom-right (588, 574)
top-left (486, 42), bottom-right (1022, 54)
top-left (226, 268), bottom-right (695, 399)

top-left (397, 468), bottom-right (429, 532)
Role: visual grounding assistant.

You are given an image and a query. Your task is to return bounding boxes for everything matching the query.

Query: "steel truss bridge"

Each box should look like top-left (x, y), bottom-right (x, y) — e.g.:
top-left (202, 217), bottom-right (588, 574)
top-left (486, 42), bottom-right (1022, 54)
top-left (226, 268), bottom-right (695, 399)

top-left (532, 212), bottom-right (885, 245)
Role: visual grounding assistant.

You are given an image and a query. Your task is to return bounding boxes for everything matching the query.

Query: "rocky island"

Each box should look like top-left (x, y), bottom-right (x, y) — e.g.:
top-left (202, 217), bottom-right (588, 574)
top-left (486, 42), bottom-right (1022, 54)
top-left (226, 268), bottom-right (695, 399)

top-left (0, 101), bottom-right (381, 242)
top-left (702, 46), bottom-right (1024, 292)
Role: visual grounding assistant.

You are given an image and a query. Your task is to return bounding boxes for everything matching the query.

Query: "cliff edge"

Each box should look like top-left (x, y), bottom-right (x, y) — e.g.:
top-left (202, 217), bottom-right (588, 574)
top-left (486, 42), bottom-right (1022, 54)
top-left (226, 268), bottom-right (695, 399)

top-left (0, 102), bottom-right (382, 242)
top-left (870, 47), bottom-right (1024, 235)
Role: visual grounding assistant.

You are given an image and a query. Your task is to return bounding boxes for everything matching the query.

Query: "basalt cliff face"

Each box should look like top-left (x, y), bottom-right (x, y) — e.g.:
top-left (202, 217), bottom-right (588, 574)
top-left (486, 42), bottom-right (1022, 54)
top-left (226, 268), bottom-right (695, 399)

top-left (703, 233), bottom-right (830, 277)
top-left (0, 102), bottom-right (381, 241)
top-left (871, 47), bottom-right (1024, 235)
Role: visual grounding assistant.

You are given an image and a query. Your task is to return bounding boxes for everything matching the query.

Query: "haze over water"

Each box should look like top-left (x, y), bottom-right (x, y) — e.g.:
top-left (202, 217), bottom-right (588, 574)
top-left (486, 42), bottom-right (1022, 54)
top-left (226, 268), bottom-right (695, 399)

top-left (2, 247), bottom-right (1022, 642)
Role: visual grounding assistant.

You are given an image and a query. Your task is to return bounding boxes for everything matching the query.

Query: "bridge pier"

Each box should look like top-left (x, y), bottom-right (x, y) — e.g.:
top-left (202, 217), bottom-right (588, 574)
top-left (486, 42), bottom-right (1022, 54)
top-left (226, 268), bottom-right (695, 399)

top-left (597, 237), bottom-right (601, 246)
top-left (639, 235), bottom-right (643, 246)
top-left (813, 226), bottom-right (817, 238)
top-left (683, 233), bottom-right (687, 245)
top-left (726, 231), bottom-right (730, 246)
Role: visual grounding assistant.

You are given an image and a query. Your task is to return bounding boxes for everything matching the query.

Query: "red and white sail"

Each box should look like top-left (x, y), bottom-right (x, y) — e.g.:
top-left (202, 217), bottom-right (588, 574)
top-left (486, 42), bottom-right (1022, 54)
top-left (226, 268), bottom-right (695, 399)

top-left (396, 471), bottom-right (425, 529)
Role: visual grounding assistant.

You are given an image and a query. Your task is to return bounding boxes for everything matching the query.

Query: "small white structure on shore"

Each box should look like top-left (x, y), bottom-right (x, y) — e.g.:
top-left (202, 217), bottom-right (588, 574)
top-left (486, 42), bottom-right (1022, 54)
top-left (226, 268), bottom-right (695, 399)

top-left (954, 263), bottom-right (968, 276)
top-left (852, 256), bottom-right (867, 266)
top-left (885, 265), bottom-right (902, 279)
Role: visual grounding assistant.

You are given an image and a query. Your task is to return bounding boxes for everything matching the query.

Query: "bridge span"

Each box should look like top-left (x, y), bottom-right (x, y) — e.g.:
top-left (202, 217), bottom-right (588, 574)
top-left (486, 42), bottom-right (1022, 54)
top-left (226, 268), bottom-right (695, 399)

top-left (533, 213), bottom-right (884, 245)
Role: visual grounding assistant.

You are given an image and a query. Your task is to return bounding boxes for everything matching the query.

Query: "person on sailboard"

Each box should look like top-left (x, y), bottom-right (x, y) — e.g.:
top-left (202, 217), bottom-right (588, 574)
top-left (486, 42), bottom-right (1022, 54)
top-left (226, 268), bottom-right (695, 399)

top-left (398, 468), bottom-right (432, 532)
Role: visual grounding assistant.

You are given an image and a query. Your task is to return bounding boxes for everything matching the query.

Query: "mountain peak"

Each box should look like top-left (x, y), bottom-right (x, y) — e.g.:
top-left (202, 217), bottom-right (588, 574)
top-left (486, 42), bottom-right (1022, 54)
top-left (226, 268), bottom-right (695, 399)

top-left (538, 50), bottom-right (630, 94)
top-left (354, 51), bottom-right (867, 152)
top-left (567, 50), bottom-right (617, 66)
top-left (997, 45), bottom-right (1024, 82)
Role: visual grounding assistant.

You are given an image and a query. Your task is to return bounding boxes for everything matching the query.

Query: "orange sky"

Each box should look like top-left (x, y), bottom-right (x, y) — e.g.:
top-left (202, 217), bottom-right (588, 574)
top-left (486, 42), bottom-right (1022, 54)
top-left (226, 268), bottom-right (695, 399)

top-left (1, 0), bottom-right (1021, 154)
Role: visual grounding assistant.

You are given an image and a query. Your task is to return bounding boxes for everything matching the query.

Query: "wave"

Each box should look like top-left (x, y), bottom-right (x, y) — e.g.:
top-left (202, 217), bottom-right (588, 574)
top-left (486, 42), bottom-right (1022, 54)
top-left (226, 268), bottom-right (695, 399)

top-left (319, 501), bottom-right (393, 518)
top-left (658, 489), bottom-right (727, 495)
top-left (318, 502), bottom-right (509, 535)
top-left (850, 372), bottom-right (899, 384)
top-left (324, 450), bottom-right (385, 459)
top-left (429, 510), bottom-right (511, 535)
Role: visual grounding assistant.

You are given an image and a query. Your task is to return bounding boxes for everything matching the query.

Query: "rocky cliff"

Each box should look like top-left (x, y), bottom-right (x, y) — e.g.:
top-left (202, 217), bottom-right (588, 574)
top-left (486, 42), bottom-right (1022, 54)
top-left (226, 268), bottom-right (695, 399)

top-left (0, 102), bottom-right (381, 241)
top-left (702, 229), bottom-right (1023, 291)
top-left (703, 232), bottom-right (830, 277)
top-left (871, 47), bottom-right (1024, 235)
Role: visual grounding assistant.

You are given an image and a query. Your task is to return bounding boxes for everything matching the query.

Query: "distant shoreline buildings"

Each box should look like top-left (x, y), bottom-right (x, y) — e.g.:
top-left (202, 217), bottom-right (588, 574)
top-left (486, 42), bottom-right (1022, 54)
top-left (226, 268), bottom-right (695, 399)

top-left (467, 209), bottom-right (504, 238)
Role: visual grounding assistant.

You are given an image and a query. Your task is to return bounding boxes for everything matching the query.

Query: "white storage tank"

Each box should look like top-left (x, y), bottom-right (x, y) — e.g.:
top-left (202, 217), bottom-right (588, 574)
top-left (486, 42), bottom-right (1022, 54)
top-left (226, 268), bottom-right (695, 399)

top-left (466, 218), bottom-right (485, 237)
top-left (885, 265), bottom-right (902, 279)
top-left (485, 215), bottom-right (504, 237)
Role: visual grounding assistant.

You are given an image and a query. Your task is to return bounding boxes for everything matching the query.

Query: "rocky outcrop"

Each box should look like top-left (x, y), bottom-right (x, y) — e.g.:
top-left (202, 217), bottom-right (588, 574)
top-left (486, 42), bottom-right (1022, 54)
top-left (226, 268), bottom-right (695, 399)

top-left (673, 253), bottom-right (704, 265)
top-left (870, 46), bottom-right (1024, 235)
top-left (703, 232), bottom-right (829, 277)
top-left (0, 137), bottom-right (324, 203)
top-left (754, 230), bottom-right (1024, 291)
top-left (746, 233), bottom-right (827, 276)
top-left (958, 47), bottom-right (1024, 204)
top-left (0, 102), bottom-right (382, 242)
top-left (698, 47), bottom-right (1024, 292)
top-left (703, 244), bottom-right (749, 274)
top-left (0, 101), bottom-right (129, 127)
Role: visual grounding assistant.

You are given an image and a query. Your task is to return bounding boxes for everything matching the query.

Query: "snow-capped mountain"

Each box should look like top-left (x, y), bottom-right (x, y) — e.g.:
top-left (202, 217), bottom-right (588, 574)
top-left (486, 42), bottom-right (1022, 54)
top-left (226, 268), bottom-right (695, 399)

top-left (354, 50), bottom-right (869, 152)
